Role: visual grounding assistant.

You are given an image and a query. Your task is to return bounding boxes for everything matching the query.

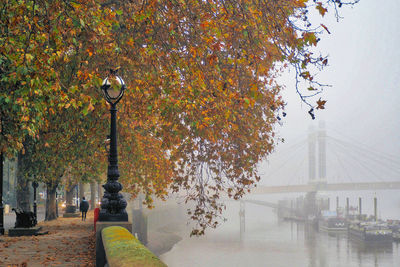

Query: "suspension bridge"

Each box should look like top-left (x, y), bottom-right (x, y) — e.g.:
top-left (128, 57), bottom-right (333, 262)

top-left (238, 121), bottom-right (400, 225)
top-left (250, 121), bottom-right (400, 195)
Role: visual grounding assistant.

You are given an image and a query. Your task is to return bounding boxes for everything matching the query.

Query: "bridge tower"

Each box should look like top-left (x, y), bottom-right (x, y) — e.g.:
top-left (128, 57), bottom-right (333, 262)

top-left (308, 126), bottom-right (317, 183)
top-left (308, 121), bottom-right (327, 185)
top-left (306, 122), bottom-right (327, 218)
top-left (318, 121), bottom-right (327, 183)
top-left (239, 200), bottom-right (245, 241)
top-left (306, 126), bottom-right (318, 219)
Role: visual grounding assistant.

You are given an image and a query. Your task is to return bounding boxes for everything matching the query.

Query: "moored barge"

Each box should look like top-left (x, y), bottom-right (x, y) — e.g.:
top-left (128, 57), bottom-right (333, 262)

top-left (348, 222), bottom-right (392, 242)
top-left (393, 231), bottom-right (400, 242)
top-left (319, 217), bottom-right (347, 232)
top-left (318, 211), bottom-right (347, 232)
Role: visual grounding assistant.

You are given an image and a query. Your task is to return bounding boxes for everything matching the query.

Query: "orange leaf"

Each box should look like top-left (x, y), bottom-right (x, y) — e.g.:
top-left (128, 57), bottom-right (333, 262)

top-left (321, 24), bottom-right (331, 34)
top-left (316, 98), bottom-right (327, 109)
top-left (316, 3), bottom-right (328, 17)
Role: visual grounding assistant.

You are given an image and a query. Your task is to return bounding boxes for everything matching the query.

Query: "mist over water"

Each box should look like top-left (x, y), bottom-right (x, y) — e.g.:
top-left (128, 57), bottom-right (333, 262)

top-left (161, 193), bottom-right (400, 267)
top-left (160, 0), bottom-right (400, 265)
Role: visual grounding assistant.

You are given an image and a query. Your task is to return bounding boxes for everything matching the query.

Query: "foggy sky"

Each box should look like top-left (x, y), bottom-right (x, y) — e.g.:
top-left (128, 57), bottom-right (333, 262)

top-left (258, 0), bottom-right (400, 186)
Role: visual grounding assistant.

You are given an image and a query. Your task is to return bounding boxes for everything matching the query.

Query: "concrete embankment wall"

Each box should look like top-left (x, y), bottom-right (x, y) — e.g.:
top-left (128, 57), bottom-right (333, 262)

top-left (102, 226), bottom-right (167, 267)
top-left (131, 200), bottom-right (188, 256)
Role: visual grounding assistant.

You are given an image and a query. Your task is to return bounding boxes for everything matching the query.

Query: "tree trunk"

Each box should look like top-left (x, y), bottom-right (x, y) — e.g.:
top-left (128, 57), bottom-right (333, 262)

top-left (64, 185), bottom-right (76, 213)
top-left (98, 182), bottom-right (103, 202)
top-left (79, 182), bottom-right (85, 201)
top-left (45, 183), bottom-right (58, 221)
top-left (16, 152), bottom-right (31, 212)
top-left (90, 182), bottom-right (96, 210)
top-left (65, 186), bottom-right (74, 206)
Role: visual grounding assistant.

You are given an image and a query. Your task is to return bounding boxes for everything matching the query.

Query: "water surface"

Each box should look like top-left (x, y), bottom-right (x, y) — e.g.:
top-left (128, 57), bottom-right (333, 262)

top-left (161, 192), bottom-right (400, 267)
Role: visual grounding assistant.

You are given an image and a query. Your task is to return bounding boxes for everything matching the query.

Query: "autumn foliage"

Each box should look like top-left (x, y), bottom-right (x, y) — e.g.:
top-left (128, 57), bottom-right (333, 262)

top-left (0, 0), bottom-right (357, 234)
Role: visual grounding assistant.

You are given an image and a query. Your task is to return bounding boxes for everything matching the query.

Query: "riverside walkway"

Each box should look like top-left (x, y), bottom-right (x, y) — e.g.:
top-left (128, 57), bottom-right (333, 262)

top-left (0, 208), bottom-right (182, 266)
top-left (0, 211), bottom-right (95, 266)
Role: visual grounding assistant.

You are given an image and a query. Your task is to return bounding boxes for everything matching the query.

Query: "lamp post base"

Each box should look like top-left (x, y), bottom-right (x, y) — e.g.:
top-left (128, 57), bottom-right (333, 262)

top-left (97, 209), bottom-right (128, 222)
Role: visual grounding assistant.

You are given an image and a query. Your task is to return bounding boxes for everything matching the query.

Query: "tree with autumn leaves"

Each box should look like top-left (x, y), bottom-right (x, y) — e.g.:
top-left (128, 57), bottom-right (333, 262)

top-left (1, 0), bottom-right (357, 233)
top-left (0, 0), bottom-right (109, 219)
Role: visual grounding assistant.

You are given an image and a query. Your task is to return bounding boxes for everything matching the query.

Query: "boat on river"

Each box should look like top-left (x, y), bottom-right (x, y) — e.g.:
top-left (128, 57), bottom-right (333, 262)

top-left (348, 221), bottom-right (392, 242)
top-left (319, 217), bottom-right (347, 232)
top-left (392, 231), bottom-right (400, 242)
top-left (318, 211), bottom-right (347, 232)
top-left (387, 220), bottom-right (400, 242)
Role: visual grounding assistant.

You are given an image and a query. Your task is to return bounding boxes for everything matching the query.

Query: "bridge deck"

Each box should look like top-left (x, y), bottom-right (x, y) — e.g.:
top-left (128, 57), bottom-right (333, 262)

top-left (243, 199), bottom-right (278, 208)
top-left (251, 181), bottom-right (400, 194)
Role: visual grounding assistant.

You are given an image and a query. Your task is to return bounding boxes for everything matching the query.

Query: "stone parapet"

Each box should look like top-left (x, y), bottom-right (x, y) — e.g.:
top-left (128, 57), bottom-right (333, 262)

top-left (96, 221), bottom-right (132, 267)
top-left (102, 226), bottom-right (166, 267)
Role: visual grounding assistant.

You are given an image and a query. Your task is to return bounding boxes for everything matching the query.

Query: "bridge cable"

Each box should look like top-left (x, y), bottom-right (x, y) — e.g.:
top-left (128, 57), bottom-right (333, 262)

top-left (326, 128), bottom-right (400, 164)
top-left (286, 155), bottom-right (307, 186)
top-left (327, 138), bottom-right (389, 183)
top-left (326, 126), bottom-right (399, 161)
top-left (262, 144), bottom-right (307, 185)
top-left (328, 138), bottom-right (388, 182)
top-left (262, 141), bottom-right (308, 184)
top-left (328, 137), bottom-right (400, 177)
top-left (264, 137), bottom-right (308, 164)
top-left (327, 136), bottom-right (400, 174)
top-left (327, 135), bottom-right (400, 167)
top-left (328, 138), bottom-right (389, 183)
top-left (327, 139), bottom-right (354, 183)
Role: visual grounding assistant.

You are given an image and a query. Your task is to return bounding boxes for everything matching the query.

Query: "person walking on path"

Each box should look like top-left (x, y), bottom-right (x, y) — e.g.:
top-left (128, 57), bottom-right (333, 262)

top-left (79, 197), bottom-right (89, 221)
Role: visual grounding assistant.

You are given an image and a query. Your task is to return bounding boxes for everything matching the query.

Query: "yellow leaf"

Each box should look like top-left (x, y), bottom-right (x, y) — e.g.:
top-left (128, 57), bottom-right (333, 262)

top-left (316, 3), bottom-right (328, 17)
top-left (87, 102), bottom-right (95, 112)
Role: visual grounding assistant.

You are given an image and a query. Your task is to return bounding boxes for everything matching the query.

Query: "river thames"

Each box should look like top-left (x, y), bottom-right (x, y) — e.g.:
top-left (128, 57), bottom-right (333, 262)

top-left (160, 191), bottom-right (400, 267)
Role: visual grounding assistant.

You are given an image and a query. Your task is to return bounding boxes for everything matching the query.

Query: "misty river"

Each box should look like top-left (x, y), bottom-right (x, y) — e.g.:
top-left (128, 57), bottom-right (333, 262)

top-left (160, 190), bottom-right (400, 267)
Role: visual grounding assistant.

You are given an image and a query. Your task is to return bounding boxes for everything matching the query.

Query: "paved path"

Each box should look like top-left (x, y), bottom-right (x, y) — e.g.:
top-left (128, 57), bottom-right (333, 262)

top-left (0, 211), bottom-right (95, 266)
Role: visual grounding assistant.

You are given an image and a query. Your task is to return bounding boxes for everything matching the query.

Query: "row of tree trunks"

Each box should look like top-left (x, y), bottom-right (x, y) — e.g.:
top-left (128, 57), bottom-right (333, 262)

top-left (65, 186), bottom-right (74, 206)
top-left (15, 174), bottom-right (102, 220)
top-left (90, 182), bottom-right (96, 210)
top-left (79, 183), bottom-right (85, 202)
top-left (46, 183), bottom-right (58, 221)
top-left (16, 152), bottom-right (31, 212)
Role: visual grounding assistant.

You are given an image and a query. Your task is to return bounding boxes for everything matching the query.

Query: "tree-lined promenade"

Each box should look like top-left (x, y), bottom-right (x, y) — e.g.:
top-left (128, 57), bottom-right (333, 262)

top-left (0, 211), bottom-right (95, 266)
top-left (1, 0), bottom-right (358, 236)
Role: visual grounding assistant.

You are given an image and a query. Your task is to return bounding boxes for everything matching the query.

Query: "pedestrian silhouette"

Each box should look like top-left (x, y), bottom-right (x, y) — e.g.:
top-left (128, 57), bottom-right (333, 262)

top-left (79, 197), bottom-right (89, 221)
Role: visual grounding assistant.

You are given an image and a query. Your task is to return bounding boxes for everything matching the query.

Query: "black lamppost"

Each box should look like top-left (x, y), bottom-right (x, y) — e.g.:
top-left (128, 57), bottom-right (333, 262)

top-left (32, 181), bottom-right (39, 224)
top-left (98, 72), bottom-right (128, 222)
top-left (0, 152), bottom-right (4, 235)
